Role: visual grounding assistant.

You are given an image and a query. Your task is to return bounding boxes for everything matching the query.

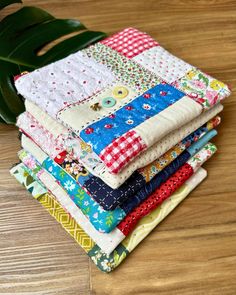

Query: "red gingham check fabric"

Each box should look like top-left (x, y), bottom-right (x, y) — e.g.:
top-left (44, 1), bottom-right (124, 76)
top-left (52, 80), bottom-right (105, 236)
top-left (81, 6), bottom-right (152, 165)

top-left (99, 130), bottom-right (147, 174)
top-left (101, 27), bottom-right (159, 58)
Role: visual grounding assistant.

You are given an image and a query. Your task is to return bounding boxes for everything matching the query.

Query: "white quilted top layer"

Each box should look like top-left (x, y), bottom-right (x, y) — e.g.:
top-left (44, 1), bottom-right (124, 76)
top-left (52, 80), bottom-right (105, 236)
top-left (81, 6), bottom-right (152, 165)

top-left (15, 51), bottom-right (116, 118)
top-left (133, 46), bottom-right (193, 83)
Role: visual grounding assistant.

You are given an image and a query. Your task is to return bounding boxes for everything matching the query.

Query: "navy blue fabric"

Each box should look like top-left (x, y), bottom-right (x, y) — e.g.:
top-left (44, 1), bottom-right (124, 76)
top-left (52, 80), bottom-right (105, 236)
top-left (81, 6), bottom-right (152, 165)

top-left (84, 172), bottom-right (146, 210)
top-left (120, 150), bottom-right (190, 214)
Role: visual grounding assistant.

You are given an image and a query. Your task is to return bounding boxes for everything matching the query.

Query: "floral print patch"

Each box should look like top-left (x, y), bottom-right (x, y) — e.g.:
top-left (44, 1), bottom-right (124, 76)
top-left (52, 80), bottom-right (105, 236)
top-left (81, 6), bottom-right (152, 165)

top-left (172, 69), bottom-right (230, 110)
top-left (188, 142), bottom-right (217, 171)
top-left (54, 150), bottom-right (90, 185)
top-left (138, 143), bottom-right (185, 182)
top-left (83, 43), bottom-right (161, 93)
top-left (88, 244), bottom-right (129, 272)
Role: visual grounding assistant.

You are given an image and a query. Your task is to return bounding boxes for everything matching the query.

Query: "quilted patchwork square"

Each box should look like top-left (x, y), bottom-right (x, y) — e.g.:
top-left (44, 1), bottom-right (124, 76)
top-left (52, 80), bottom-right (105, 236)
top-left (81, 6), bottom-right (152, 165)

top-left (79, 83), bottom-right (186, 173)
top-left (172, 69), bottom-right (230, 109)
top-left (15, 51), bottom-right (116, 118)
top-left (15, 27), bottom-right (230, 174)
top-left (99, 130), bottom-right (147, 174)
top-left (133, 46), bottom-right (193, 83)
top-left (57, 83), bottom-right (140, 132)
top-left (101, 27), bottom-right (159, 58)
top-left (83, 43), bottom-right (160, 93)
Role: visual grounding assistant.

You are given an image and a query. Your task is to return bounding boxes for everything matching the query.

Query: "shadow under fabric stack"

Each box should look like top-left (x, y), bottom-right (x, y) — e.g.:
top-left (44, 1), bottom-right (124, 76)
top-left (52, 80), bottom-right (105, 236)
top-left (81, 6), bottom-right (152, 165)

top-left (10, 28), bottom-right (230, 273)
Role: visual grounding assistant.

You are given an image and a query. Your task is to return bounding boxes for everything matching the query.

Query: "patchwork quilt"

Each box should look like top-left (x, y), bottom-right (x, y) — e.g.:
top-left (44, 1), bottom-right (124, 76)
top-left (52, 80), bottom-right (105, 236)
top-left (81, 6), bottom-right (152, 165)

top-left (15, 28), bottom-right (230, 176)
top-left (10, 27), bottom-right (229, 272)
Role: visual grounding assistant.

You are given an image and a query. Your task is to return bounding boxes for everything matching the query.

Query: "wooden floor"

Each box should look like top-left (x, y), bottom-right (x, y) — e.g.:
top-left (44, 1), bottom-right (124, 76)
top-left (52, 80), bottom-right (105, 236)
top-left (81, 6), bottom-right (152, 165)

top-left (1, 1), bottom-right (236, 294)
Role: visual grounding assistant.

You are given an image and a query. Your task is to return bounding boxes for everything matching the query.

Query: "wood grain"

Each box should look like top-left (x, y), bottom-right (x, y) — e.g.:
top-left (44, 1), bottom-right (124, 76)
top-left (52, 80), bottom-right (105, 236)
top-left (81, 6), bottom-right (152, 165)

top-left (0, 1), bottom-right (236, 294)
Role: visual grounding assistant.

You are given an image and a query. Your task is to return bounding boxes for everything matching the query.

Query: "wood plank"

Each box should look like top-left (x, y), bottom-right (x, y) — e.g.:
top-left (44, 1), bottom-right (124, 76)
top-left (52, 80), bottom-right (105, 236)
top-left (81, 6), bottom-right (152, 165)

top-left (0, 127), bottom-right (90, 294)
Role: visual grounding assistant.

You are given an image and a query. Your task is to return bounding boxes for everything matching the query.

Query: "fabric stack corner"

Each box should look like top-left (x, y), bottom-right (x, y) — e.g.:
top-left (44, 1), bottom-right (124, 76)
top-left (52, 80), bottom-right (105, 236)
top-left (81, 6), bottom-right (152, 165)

top-left (10, 28), bottom-right (230, 272)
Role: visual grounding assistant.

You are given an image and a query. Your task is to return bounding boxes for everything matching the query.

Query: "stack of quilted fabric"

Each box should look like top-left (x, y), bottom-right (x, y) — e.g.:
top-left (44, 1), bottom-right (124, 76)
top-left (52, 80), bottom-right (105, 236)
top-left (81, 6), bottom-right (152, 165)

top-left (10, 28), bottom-right (230, 272)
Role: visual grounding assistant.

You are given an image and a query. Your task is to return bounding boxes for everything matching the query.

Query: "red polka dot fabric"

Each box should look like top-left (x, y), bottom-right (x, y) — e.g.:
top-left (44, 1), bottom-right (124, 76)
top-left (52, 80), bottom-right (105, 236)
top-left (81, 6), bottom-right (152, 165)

top-left (101, 27), bottom-right (159, 58)
top-left (117, 163), bottom-right (194, 236)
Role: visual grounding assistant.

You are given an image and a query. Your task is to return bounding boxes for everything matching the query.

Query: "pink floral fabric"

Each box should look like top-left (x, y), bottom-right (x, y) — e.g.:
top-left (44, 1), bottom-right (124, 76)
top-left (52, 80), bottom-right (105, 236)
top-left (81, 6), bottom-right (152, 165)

top-left (17, 112), bottom-right (65, 158)
top-left (171, 69), bottom-right (230, 110)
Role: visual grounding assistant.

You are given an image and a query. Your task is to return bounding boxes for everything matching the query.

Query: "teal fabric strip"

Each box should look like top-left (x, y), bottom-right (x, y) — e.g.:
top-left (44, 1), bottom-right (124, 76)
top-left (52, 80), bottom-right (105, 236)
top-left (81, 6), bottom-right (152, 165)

top-left (187, 129), bottom-right (217, 156)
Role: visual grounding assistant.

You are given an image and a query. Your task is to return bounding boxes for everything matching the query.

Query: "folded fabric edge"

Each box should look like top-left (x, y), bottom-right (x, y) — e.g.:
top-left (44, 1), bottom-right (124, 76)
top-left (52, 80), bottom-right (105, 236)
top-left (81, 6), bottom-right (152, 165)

top-left (19, 133), bottom-right (215, 236)
top-left (97, 103), bottom-right (223, 189)
top-left (10, 162), bottom-right (207, 273)
top-left (22, 99), bottom-right (223, 189)
top-left (17, 105), bottom-right (220, 211)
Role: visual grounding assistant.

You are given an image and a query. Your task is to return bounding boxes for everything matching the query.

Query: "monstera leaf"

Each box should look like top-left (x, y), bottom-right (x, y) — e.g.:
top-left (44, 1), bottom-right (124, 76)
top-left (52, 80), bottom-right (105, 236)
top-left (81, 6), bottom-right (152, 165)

top-left (0, 0), bottom-right (106, 123)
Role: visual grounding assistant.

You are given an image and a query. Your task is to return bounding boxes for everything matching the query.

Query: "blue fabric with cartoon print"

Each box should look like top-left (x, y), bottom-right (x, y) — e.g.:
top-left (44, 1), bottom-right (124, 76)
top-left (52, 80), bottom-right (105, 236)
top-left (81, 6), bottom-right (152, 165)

top-left (80, 83), bottom-right (185, 154)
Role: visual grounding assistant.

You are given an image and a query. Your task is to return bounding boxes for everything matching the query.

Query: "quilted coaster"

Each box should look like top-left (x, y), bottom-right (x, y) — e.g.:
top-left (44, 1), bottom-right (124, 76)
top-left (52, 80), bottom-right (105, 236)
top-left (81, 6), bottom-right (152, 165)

top-left (25, 99), bottom-right (223, 189)
top-left (17, 110), bottom-right (220, 210)
top-left (20, 135), bottom-right (216, 237)
top-left (15, 28), bottom-right (230, 175)
top-left (11, 163), bottom-right (206, 272)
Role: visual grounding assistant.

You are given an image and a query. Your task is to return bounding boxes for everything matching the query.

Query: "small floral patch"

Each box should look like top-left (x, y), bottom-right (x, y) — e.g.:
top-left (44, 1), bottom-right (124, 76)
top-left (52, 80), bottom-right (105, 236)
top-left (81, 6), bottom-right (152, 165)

top-left (126, 119), bottom-right (134, 125)
top-left (172, 69), bottom-right (230, 110)
top-left (64, 180), bottom-right (75, 191)
top-left (88, 244), bottom-right (129, 273)
top-left (188, 142), bottom-right (217, 171)
top-left (142, 103), bottom-right (151, 110)
top-left (56, 151), bottom-right (89, 183)
top-left (83, 43), bottom-right (161, 93)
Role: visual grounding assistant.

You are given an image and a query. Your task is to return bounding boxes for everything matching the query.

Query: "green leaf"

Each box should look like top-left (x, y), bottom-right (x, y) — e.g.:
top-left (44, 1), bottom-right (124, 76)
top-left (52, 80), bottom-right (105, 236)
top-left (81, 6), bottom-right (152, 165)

top-left (0, 0), bottom-right (22, 10)
top-left (105, 213), bottom-right (114, 226)
top-left (198, 73), bottom-right (209, 87)
top-left (41, 30), bottom-right (106, 65)
top-left (0, 4), bottom-right (106, 123)
top-left (113, 250), bottom-right (127, 266)
top-left (59, 169), bottom-right (66, 178)
top-left (83, 207), bottom-right (90, 214)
